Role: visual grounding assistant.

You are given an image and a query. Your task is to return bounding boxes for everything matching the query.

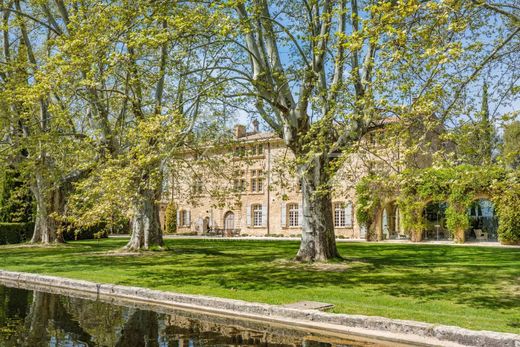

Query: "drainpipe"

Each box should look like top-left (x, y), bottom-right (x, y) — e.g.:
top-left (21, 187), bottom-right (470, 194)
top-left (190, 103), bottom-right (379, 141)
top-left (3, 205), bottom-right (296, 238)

top-left (267, 141), bottom-right (271, 235)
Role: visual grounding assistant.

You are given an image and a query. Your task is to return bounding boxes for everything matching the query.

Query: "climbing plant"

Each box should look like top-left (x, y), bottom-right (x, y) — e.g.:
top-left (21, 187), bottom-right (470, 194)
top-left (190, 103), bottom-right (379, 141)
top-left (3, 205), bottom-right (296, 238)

top-left (492, 171), bottom-right (520, 244)
top-left (356, 165), bottom-right (517, 243)
top-left (355, 174), bottom-right (398, 240)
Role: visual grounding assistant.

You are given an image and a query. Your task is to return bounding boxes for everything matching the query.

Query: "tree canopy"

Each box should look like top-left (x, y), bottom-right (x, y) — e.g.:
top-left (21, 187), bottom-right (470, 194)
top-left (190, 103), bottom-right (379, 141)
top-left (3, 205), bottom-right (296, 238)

top-left (0, 0), bottom-right (518, 258)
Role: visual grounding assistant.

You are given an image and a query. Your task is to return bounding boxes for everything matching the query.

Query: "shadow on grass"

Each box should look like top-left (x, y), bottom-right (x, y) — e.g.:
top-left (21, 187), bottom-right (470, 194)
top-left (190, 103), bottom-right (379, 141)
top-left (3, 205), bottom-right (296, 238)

top-left (2, 239), bottom-right (520, 326)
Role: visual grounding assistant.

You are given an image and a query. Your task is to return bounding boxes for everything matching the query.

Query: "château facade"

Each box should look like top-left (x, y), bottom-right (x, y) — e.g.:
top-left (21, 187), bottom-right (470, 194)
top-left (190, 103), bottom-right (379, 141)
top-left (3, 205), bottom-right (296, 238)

top-left (160, 120), bottom-right (410, 240)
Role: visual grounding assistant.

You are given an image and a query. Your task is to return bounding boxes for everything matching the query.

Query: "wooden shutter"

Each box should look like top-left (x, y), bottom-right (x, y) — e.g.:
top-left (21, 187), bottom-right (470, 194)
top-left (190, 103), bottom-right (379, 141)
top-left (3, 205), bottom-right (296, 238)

top-left (246, 204), bottom-right (251, 227)
top-left (176, 209), bottom-right (180, 226)
top-left (281, 202), bottom-right (287, 228)
top-left (261, 204), bottom-right (267, 227)
top-left (345, 202), bottom-right (353, 227)
top-left (187, 210), bottom-right (191, 226)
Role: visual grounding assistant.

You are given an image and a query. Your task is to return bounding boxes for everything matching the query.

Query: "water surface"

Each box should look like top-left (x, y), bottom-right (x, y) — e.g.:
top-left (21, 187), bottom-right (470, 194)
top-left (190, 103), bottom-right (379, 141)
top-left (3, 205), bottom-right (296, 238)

top-left (0, 283), bottom-right (410, 347)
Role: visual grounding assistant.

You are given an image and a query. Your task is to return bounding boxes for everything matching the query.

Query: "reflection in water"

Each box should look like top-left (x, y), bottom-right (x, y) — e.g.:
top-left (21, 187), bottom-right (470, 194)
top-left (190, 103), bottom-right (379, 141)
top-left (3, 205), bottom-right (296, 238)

top-left (0, 283), bottom-right (394, 347)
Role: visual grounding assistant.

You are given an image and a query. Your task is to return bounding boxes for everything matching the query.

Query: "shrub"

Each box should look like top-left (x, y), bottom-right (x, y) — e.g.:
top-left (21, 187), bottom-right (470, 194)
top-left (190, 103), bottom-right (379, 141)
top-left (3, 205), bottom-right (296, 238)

top-left (62, 223), bottom-right (110, 241)
top-left (494, 173), bottom-right (520, 244)
top-left (164, 202), bottom-right (177, 234)
top-left (0, 223), bottom-right (34, 245)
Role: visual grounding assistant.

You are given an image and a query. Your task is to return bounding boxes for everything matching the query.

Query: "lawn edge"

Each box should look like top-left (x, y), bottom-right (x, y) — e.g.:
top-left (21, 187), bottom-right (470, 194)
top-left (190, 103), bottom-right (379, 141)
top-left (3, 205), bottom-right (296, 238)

top-left (1, 269), bottom-right (519, 347)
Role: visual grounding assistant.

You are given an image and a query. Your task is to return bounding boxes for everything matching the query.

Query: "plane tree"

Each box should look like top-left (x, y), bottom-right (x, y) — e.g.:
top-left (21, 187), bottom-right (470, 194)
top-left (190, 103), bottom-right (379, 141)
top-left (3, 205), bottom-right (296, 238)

top-left (0, 1), bottom-right (227, 248)
top-left (207, 0), bottom-right (520, 261)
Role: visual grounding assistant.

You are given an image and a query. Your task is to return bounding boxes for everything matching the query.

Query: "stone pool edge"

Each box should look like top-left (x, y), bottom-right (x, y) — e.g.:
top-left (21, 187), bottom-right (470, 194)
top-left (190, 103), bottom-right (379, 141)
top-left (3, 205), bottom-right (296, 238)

top-left (0, 270), bottom-right (518, 347)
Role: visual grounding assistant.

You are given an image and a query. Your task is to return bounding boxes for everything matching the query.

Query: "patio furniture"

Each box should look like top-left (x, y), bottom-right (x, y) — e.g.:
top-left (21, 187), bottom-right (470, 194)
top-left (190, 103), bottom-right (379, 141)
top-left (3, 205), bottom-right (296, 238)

top-left (474, 229), bottom-right (488, 241)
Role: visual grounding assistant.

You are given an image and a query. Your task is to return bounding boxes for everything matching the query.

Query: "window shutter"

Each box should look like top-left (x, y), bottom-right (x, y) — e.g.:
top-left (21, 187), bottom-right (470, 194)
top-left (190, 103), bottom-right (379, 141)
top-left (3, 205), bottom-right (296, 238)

top-left (246, 204), bottom-right (251, 227)
top-left (262, 204), bottom-right (267, 227)
top-left (176, 210), bottom-right (180, 226)
top-left (281, 202), bottom-right (287, 228)
top-left (345, 202), bottom-right (353, 227)
top-left (187, 210), bottom-right (191, 226)
top-left (298, 205), bottom-right (303, 226)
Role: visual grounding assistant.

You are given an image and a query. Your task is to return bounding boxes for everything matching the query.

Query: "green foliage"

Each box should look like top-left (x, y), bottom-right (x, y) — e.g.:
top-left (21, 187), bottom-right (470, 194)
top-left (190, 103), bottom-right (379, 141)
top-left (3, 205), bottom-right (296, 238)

top-left (357, 165), bottom-right (516, 242)
top-left (0, 168), bottom-right (33, 223)
top-left (502, 121), bottom-right (520, 169)
top-left (492, 171), bottom-right (520, 244)
top-left (62, 224), bottom-right (109, 241)
top-left (1, 239), bottom-right (519, 334)
top-left (451, 83), bottom-right (494, 166)
top-left (355, 175), bottom-right (383, 227)
top-left (164, 202), bottom-right (177, 234)
top-left (0, 223), bottom-right (34, 245)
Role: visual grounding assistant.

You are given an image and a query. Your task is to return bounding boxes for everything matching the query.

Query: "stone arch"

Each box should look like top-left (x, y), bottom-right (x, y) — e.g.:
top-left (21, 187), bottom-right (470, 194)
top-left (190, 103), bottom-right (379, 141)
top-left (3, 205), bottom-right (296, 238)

top-left (379, 200), bottom-right (400, 240)
top-left (466, 197), bottom-right (498, 241)
top-left (422, 200), bottom-right (450, 241)
top-left (223, 211), bottom-right (235, 231)
top-left (374, 198), bottom-right (400, 241)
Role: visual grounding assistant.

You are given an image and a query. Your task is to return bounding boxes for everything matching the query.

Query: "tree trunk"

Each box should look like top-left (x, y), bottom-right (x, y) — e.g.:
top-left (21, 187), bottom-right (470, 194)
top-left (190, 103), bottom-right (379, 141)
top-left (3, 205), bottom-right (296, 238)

top-left (454, 227), bottom-right (465, 243)
top-left (124, 188), bottom-right (164, 251)
top-left (295, 155), bottom-right (340, 262)
top-left (30, 174), bottom-right (65, 244)
top-left (25, 292), bottom-right (92, 345)
top-left (116, 309), bottom-right (159, 347)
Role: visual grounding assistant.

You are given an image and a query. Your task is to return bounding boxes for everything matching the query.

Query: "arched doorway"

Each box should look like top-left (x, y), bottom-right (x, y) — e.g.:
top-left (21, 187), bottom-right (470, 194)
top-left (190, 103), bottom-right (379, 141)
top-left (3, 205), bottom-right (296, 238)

top-left (467, 199), bottom-right (498, 241)
top-left (224, 211), bottom-right (235, 231)
top-left (423, 202), bottom-right (450, 240)
top-left (381, 202), bottom-right (402, 239)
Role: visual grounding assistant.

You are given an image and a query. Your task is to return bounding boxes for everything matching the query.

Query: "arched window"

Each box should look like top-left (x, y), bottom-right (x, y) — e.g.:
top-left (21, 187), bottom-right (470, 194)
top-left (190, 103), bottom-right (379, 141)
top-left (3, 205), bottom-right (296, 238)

top-left (287, 203), bottom-right (299, 227)
top-left (224, 211), bottom-right (235, 230)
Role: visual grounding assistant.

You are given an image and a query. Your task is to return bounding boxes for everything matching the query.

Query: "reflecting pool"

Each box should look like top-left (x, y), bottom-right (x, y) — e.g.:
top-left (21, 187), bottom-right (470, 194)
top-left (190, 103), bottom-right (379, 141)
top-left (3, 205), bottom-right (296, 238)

top-left (0, 283), bottom-right (410, 347)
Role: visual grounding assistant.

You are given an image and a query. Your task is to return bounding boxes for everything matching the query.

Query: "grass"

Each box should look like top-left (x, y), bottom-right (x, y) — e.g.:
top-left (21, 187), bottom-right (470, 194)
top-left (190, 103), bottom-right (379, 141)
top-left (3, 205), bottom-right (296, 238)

top-left (0, 238), bottom-right (519, 334)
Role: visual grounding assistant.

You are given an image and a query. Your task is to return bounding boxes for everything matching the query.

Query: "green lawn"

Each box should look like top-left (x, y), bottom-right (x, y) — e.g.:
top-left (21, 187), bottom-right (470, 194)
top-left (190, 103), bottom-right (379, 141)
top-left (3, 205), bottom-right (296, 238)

top-left (1, 239), bottom-right (519, 334)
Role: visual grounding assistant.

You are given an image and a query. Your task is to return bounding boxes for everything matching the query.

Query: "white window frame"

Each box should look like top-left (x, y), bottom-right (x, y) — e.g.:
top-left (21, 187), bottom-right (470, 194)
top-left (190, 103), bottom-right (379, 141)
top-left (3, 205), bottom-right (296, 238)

top-left (179, 210), bottom-right (190, 227)
top-left (334, 202), bottom-right (346, 227)
top-left (252, 204), bottom-right (263, 227)
top-left (287, 203), bottom-right (299, 227)
top-left (250, 170), bottom-right (264, 193)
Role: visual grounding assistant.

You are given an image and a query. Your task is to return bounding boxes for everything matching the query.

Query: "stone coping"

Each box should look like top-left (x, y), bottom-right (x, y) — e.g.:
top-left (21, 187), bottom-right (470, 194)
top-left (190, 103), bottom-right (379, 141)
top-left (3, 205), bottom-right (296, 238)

top-left (0, 270), bottom-right (519, 347)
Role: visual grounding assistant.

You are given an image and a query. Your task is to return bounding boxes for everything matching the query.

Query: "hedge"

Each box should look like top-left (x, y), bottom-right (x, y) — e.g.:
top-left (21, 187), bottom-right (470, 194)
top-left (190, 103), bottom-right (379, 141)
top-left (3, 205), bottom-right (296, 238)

top-left (0, 223), bottom-right (34, 245)
top-left (63, 223), bottom-right (111, 241)
top-left (0, 222), bottom-right (113, 244)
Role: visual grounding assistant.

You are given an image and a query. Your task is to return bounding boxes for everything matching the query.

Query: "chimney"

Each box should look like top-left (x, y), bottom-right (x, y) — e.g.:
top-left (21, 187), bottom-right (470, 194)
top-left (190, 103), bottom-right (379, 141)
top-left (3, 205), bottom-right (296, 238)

top-left (234, 124), bottom-right (246, 138)
top-left (252, 119), bottom-right (259, 133)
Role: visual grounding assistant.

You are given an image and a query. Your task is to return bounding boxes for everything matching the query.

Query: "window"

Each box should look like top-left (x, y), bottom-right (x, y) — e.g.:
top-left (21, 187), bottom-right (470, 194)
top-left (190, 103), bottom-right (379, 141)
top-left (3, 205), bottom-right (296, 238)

top-left (162, 177), bottom-right (170, 193)
top-left (334, 202), bottom-right (353, 227)
top-left (192, 177), bottom-right (203, 195)
top-left (250, 170), bottom-right (264, 193)
top-left (334, 202), bottom-right (346, 227)
top-left (288, 203), bottom-right (299, 227)
top-left (234, 146), bottom-right (246, 157)
top-left (179, 210), bottom-right (190, 227)
top-left (233, 170), bottom-right (246, 192)
top-left (252, 204), bottom-right (263, 226)
top-left (295, 179), bottom-right (302, 192)
top-left (245, 144), bottom-right (264, 156)
top-left (254, 144), bottom-right (264, 156)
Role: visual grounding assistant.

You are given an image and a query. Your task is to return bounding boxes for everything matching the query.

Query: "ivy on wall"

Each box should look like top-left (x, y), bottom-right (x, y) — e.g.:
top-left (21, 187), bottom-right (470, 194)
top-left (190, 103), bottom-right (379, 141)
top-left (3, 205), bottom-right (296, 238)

top-left (492, 171), bottom-right (520, 244)
top-left (355, 174), bottom-right (396, 240)
top-left (356, 165), bottom-right (520, 244)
